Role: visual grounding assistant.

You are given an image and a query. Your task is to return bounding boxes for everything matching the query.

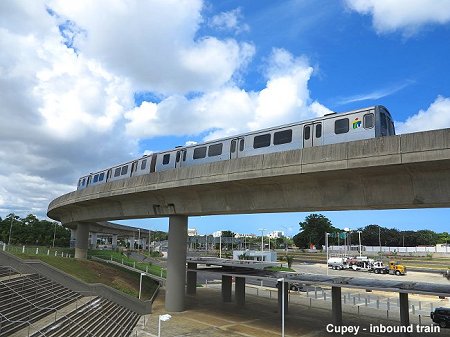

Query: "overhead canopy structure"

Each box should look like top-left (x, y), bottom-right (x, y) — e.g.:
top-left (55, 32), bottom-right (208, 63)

top-left (187, 258), bottom-right (450, 298)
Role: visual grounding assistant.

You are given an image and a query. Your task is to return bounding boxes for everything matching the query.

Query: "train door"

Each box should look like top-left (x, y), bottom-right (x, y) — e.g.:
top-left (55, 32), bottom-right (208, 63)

top-left (175, 149), bottom-right (186, 168)
top-left (303, 123), bottom-right (323, 148)
top-left (230, 137), bottom-right (244, 159)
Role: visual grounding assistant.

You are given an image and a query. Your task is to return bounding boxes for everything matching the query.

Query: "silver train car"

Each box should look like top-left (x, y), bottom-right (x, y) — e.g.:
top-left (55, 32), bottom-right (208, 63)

top-left (77, 105), bottom-right (395, 190)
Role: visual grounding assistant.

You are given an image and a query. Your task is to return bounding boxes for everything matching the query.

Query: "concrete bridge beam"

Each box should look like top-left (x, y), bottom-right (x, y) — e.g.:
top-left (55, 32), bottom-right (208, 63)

top-left (331, 286), bottom-right (343, 325)
top-left (186, 262), bottom-right (197, 295)
top-left (399, 292), bottom-right (410, 335)
top-left (222, 275), bottom-right (232, 302)
top-left (165, 215), bottom-right (188, 312)
top-left (235, 277), bottom-right (246, 306)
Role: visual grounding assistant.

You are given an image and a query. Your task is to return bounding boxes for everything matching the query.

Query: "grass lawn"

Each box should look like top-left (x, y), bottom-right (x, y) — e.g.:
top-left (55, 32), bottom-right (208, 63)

top-left (13, 253), bottom-right (159, 299)
top-left (89, 249), bottom-right (166, 277)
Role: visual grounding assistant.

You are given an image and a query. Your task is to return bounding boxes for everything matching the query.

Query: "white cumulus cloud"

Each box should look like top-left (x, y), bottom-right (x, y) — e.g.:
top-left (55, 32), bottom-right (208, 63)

top-left (0, 0), bottom-right (330, 218)
top-left (396, 96), bottom-right (450, 134)
top-left (345, 0), bottom-right (450, 35)
top-left (209, 8), bottom-right (250, 34)
top-left (124, 48), bottom-right (332, 141)
top-left (48, 0), bottom-right (254, 95)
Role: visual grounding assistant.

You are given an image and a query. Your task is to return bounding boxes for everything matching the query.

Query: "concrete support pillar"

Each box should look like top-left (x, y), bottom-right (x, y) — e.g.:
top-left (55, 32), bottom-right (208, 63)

top-left (235, 277), bottom-right (246, 306)
top-left (331, 286), bottom-right (343, 325)
top-left (277, 280), bottom-right (288, 315)
top-left (74, 223), bottom-right (89, 259)
top-left (70, 229), bottom-right (76, 248)
top-left (399, 292), bottom-right (410, 333)
top-left (128, 236), bottom-right (135, 250)
top-left (112, 234), bottom-right (118, 248)
top-left (142, 238), bottom-right (147, 250)
top-left (90, 232), bottom-right (97, 249)
top-left (186, 262), bottom-right (197, 295)
top-left (165, 215), bottom-right (188, 312)
top-left (222, 275), bottom-right (232, 302)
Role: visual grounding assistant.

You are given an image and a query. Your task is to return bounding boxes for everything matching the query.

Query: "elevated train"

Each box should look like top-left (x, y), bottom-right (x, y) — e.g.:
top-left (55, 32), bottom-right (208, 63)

top-left (77, 105), bottom-right (395, 190)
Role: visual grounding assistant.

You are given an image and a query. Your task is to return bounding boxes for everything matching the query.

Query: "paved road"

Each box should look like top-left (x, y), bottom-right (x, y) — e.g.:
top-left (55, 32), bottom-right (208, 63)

top-left (291, 262), bottom-right (450, 285)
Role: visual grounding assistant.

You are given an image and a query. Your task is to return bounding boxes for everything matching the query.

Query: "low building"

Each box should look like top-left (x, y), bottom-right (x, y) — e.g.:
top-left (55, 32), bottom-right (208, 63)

top-left (187, 228), bottom-right (198, 236)
top-left (268, 230), bottom-right (284, 239)
top-left (232, 249), bottom-right (277, 262)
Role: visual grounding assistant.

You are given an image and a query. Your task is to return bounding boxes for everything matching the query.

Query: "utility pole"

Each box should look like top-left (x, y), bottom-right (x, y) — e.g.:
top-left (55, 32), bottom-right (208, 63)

top-left (8, 213), bottom-right (14, 245)
top-left (52, 222), bottom-right (57, 248)
top-left (357, 231), bottom-right (362, 257)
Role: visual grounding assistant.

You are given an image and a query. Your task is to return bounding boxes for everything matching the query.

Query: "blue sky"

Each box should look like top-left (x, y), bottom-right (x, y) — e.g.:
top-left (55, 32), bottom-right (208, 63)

top-left (1, 1), bottom-right (450, 237)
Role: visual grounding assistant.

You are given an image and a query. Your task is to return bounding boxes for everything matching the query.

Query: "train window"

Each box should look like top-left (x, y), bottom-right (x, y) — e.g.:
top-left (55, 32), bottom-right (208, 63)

top-left (304, 126), bottom-right (310, 140)
top-left (99, 173), bottom-right (104, 181)
top-left (176, 151), bottom-right (180, 162)
top-left (315, 124), bottom-right (322, 138)
top-left (363, 113), bottom-right (374, 129)
top-left (82, 178), bottom-right (86, 185)
top-left (163, 154), bottom-right (170, 165)
top-left (114, 168), bottom-right (121, 177)
top-left (274, 129), bottom-right (292, 145)
top-left (193, 146), bottom-right (207, 159)
top-left (253, 134), bottom-right (271, 148)
top-left (335, 118), bottom-right (349, 134)
top-left (121, 165), bottom-right (128, 175)
top-left (93, 174), bottom-right (99, 183)
top-left (231, 140), bottom-right (236, 153)
top-left (141, 159), bottom-right (147, 170)
top-left (208, 143), bottom-right (223, 157)
top-left (239, 139), bottom-right (245, 151)
top-left (183, 151), bottom-right (187, 161)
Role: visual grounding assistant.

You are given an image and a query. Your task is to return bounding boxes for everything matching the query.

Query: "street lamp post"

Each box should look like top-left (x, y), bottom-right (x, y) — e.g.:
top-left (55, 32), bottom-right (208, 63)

top-left (325, 232), bottom-right (330, 275)
top-left (258, 228), bottom-right (266, 252)
top-left (344, 227), bottom-right (350, 256)
top-left (219, 234), bottom-right (222, 258)
top-left (277, 278), bottom-right (285, 337)
top-left (357, 231), bottom-right (362, 257)
top-left (158, 314), bottom-right (172, 337)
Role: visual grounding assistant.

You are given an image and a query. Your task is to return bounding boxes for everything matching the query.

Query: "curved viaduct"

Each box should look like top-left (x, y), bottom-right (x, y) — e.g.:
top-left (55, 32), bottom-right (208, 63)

top-left (48, 128), bottom-right (450, 311)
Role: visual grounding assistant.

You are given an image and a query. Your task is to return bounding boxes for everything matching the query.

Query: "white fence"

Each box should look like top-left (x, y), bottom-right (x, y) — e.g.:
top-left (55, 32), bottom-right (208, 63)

top-left (328, 244), bottom-right (449, 254)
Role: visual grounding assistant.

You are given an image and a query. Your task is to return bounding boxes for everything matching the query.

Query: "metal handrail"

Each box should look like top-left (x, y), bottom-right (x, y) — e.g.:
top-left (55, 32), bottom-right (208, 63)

top-left (0, 274), bottom-right (79, 314)
top-left (1, 254), bottom-right (143, 336)
top-left (0, 312), bottom-right (48, 337)
top-left (37, 307), bottom-right (96, 337)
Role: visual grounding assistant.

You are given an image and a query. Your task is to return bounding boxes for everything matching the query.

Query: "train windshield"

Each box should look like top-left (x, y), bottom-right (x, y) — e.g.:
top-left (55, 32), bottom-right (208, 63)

top-left (379, 107), bottom-right (395, 136)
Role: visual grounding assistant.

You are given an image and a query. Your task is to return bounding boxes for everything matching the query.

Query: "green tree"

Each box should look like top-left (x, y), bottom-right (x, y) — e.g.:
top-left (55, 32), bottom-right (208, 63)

top-left (292, 214), bottom-right (336, 249)
top-left (221, 230), bottom-right (234, 237)
top-left (415, 230), bottom-right (439, 245)
top-left (0, 214), bottom-right (70, 246)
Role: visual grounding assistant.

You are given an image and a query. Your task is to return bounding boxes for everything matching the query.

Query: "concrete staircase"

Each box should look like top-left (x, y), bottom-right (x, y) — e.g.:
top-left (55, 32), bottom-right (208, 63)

top-left (32, 297), bottom-right (140, 337)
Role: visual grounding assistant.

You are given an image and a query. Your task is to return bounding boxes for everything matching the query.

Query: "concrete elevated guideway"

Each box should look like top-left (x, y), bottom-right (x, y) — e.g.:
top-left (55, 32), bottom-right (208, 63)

top-left (48, 128), bottom-right (450, 312)
top-left (65, 221), bottom-right (150, 258)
